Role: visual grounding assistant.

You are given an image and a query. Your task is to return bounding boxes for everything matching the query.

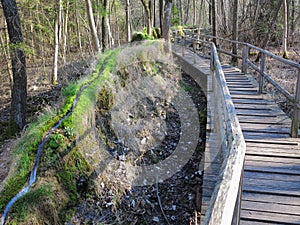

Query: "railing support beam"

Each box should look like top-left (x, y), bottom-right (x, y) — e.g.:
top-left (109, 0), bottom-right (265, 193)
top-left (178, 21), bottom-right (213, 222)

top-left (291, 68), bottom-right (300, 137)
top-left (242, 46), bottom-right (249, 74)
top-left (258, 54), bottom-right (266, 94)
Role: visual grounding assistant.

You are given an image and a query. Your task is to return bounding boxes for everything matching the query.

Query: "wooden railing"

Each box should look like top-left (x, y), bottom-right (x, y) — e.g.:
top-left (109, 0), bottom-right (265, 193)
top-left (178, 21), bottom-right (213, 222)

top-left (173, 31), bottom-right (247, 224)
top-left (206, 43), bottom-right (246, 225)
top-left (179, 30), bottom-right (300, 137)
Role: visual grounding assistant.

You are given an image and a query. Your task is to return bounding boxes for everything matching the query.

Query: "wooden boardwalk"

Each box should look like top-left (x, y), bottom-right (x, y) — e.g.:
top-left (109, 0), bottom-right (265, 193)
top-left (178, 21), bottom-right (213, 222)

top-left (173, 49), bottom-right (300, 224)
top-left (223, 65), bottom-right (300, 225)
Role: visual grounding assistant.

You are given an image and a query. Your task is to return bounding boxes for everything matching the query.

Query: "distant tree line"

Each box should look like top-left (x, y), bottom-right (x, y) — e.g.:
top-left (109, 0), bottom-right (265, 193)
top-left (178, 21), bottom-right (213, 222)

top-left (0, 0), bottom-right (299, 134)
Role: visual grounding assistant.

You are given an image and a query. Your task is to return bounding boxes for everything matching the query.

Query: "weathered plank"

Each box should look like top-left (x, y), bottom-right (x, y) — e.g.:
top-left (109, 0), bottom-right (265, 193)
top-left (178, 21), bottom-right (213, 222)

top-left (245, 154), bottom-right (300, 164)
top-left (241, 210), bottom-right (300, 224)
top-left (242, 200), bottom-right (300, 216)
top-left (176, 47), bottom-right (300, 225)
top-left (223, 65), bottom-right (300, 224)
top-left (244, 171), bottom-right (300, 182)
top-left (242, 192), bottom-right (300, 206)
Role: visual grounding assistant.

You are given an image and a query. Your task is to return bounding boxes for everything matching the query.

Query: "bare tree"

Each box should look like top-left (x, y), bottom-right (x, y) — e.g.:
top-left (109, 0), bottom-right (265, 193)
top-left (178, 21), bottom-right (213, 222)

top-left (283, 0), bottom-right (288, 58)
top-left (1, 0), bottom-right (27, 132)
top-left (232, 0), bottom-right (238, 65)
top-left (256, 0), bottom-right (283, 61)
top-left (52, 0), bottom-right (62, 85)
top-left (126, 0), bottom-right (131, 42)
top-left (211, 0), bottom-right (217, 44)
top-left (162, 0), bottom-right (172, 53)
top-left (140, 0), bottom-right (153, 36)
top-left (86, 0), bottom-right (100, 52)
top-left (220, 0), bottom-right (228, 35)
top-left (159, 0), bottom-right (164, 32)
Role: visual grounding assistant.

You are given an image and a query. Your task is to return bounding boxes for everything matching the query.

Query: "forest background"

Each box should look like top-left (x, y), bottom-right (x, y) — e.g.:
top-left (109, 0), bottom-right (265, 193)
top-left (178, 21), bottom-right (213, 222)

top-left (0, 0), bottom-right (299, 142)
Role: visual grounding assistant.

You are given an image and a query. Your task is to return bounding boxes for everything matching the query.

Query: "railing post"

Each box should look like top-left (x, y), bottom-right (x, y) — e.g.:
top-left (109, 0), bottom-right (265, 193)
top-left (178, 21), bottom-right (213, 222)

top-left (219, 41), bottom-right (222, 62)
top-left (181, 35), bottom-right (185, 56)
top-left (291, 68), bottom-right (300, 137)
top-left (210, 44), bottom-right (214, 72)
top-left (193, 40), bottom-right (196, 64)
top-left (232, 170), bottom-right (244, 225)
top-left (242, 45), bottom-right (249, 74)
top-left (258, 53), bottom-right (266, 94)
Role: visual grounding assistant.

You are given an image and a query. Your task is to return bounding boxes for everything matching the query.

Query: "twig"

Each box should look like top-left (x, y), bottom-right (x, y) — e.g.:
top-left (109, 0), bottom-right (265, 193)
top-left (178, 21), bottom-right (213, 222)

top-left (293, 49), bottom-right (300, 59)
top-left (156, 180), bottom-right (171, 225)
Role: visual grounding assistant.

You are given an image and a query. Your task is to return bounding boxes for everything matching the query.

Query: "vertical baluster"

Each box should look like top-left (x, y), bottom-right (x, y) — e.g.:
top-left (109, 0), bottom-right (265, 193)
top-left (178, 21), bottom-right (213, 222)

top-left (291, 68), bottom-right (300, 137)
top-left (242, 45), bottom-right (249, 74)
top-left (193, 40), bottom-right (196, 63)
top-left (258, 53), bottom-right (266, 94)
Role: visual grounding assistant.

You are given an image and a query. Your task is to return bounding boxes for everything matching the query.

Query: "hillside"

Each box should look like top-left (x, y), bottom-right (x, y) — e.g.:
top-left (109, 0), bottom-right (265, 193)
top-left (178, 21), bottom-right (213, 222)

top-left (0, 40), bottom-right (207, 225)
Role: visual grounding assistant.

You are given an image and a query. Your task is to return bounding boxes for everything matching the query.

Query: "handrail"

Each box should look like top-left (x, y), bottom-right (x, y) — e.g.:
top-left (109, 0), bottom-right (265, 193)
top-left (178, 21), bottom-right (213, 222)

top-left (204, 43), bottom-right (246, 225)
top-left (173, 30), bottom-right (247, 224)
top-left (177, 29), bottom-right (300, 137)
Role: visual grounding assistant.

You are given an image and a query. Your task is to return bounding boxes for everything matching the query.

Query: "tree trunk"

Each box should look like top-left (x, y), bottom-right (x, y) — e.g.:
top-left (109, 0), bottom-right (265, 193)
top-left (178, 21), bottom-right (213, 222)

top-left (106, 0), bottom-right (114, 48)
top-left (75, 0), bottom-right (83, 57)
top-left (126, 0), bottom-right (131, 42)
top-left (140, 0), bottom-right (152, 36)
top-left (162, 0), bottom-right (172, 53)
top-left (220, 0), bottom-right (228, 35)
top-left (232, 0), bottom-right (238, 65)
top-left (197, 0), bottom-right (204, 35)
top-left (290, 0), bottom-right (295, 46)
top-left (102, 0), bottom-right (108, 51)
top-left (290, 0), bottom-right (300, 47)
top-left (159, 0), bottom-right (164, 32)
top-left (0, 31), bottom-right (13, 90)
top-left (62, 0), bottom-right (69, 64)
top-left (193, 0), bottom-right (196, 26)
top-left (1, 0), bottom-right (27, 132)
top-left (86, 0), bottom-right (100, 52)
top-left (211, 0), bottom-right (217, 44)
top-left (256, 0), bottom-right (283, 61)
top-left (179, 0), bottom-right (183, 24)
top-left (153, 0), bottom-right (156, 27)
top-left (184, 0), bottom-right (190, 24)
top-left (52, 0), bottom-right (62, 85)
top-left (283, 0), bottom-right (288, 58)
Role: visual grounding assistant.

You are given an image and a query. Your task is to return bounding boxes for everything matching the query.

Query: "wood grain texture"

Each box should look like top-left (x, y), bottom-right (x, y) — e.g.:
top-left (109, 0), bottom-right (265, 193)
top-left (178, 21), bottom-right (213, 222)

top-left (224, 65), bottom-right (300, 225)
top-left (174, 47), bottom-right (300, 225)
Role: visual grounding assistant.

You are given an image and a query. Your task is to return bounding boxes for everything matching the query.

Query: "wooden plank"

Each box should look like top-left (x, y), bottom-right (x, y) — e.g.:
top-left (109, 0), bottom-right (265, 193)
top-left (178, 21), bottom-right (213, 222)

top-left (234, 103), bottom-right (282, 110)
top-left (240, 220), bottom-right (275, 225)
top-left (242, 192), bottom-right (300, 206)
top-left (245, 138), bottom-right (300, 145)
top-left (228, 87), bottom-right (257, 91)
top-left (243, 178), bottom-right (300, 195)
top-left (244, 171), bottom-right (300, 182)
top-left (245, 157), bottom-right (300, 170)
top-left (243, 131), bottom-right (290, 139)
top-left (246, 150), bottom-right (300, 158)
top-left (238, 116), bottom-right (291, 124)
top-left (241, 209), bottom-right (300, 224)
top-left (246, 142), bottom-right (300, 150)
top-left (232, 99), bottom-right (274, 105)
top-left (229, 91), bottom-right (259, 95)
top-left (245, 155), bottom-right (300, 164)
top-left (244, 163), bottom-right (300, 175)
top-left (230, 94), bottom-right (270, 100)
top-left (240, 122), bottom-right (290, 129)
top-left (242, 200), bottom-right (300, 216)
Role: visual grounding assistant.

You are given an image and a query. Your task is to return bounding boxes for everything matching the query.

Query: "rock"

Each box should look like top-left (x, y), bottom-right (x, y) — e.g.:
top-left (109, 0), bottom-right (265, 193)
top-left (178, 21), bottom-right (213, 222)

top-left (141, 137), bottom-right (147, 145)
top-left (152, 216), bottom-right (160, 222)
